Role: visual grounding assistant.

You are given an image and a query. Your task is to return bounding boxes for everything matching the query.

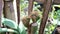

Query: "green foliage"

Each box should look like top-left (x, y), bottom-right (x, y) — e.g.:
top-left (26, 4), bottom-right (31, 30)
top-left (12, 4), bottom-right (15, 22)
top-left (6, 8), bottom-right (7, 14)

top-left (1, 17), bottom-right (39, 34)
top-left (0, 28), bottom-right (17, 33)
top-left (20, 0), bottom-right (60, 34)
top-left (1, 18), bottom-right (27, 34)
top-left (1, 0), bottom-right (60, 34)
top-left (20, 0), bottom-right (28, 11)
top-left (2, 18), bottom-right (18, 29)
top-left (45, 5), bottom-right (60, 34)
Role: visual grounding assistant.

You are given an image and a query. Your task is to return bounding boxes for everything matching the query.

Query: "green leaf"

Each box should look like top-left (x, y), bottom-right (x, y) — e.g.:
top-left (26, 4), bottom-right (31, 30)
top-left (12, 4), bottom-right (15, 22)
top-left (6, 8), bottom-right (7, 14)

top-left (20, 29), bottom-right (27, 34)
top-left (0, 28), bottom-right (17, 33)
top-left (2, 18), bottom-right (18, 29)
top-left (19, 21), bottom-right (27, 34)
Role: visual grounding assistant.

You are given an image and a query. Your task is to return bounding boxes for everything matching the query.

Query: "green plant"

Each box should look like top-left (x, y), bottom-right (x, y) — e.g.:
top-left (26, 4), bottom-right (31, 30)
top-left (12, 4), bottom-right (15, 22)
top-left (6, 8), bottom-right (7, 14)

top-left (1, 17), bottom-right (40, 34)
top-left (0, 18), bottom-right (27, 34)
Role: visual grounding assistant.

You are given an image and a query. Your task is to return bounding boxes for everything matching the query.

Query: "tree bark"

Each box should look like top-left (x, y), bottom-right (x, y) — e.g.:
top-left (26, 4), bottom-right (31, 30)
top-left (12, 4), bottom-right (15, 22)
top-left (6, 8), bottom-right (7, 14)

top-left (28, 0), bottom-right (34, 34)
top-left (0, 0), bottom-right (3, 28)
top-left (39, 0), bottom-right (52, 34)
top-left (3, 0), bottom-right (16, 34)
top-left (53, 0), bottom-right (60, 4)
top-left (16, 0), bottom-right (20, 24)
top-left (3, 0), bottom-right (16, 22)
top-left (28, 0), bottom-right (34, 15)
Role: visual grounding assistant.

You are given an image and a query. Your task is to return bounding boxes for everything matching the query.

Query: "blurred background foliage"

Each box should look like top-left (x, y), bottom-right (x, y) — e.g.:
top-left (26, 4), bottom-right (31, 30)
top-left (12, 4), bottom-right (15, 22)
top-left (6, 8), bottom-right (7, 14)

top-left (20, 0), bottom-right (60, 34)
top-left (1, 0), bottom-right (60, 34)
top-left (1, 0), bottom-right (59, 34)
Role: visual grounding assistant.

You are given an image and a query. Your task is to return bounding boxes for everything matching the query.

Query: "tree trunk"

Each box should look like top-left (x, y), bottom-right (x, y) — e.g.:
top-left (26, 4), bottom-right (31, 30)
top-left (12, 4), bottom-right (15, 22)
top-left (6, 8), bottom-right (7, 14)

top-left (16, 0), bottom-right (20, 24)
top-left (28, 0), bottom-right (34, 15)
top-left (3, 0), bottom-right (16, 22)
top-left (0, 0), bottom-right (3, 28)
top-left (39, 0), bottom-right (52, 34)
top-left (3, 0), bottom-right (17, 34)
top-left (28, 0), bottom-right (34, 34)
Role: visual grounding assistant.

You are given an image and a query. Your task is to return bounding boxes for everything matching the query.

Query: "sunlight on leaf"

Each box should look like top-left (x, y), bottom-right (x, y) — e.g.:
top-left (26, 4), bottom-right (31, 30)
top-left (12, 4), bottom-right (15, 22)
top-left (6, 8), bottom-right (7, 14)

top-left (0, 28), bottom-right (17, 33)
